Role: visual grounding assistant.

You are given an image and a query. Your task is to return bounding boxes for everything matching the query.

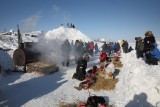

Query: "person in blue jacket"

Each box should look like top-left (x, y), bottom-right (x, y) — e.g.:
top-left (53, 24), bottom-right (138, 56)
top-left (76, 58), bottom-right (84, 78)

top-left (144, 31), bottom-right (160, 65)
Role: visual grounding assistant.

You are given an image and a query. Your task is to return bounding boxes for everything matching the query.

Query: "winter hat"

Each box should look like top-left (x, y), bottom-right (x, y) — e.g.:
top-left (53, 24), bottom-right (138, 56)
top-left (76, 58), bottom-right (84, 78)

top-left (145, 31), bottom-right (153, 37)
top-left (83, 53), bottom-right (90, 59)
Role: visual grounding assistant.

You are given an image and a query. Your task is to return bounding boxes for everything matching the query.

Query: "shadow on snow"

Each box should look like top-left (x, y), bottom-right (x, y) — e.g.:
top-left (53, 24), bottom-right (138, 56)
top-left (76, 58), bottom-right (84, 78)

top-left (125, 92), bottom-right (154, 107)
top-left (0, 69), bottom-right (67, 107)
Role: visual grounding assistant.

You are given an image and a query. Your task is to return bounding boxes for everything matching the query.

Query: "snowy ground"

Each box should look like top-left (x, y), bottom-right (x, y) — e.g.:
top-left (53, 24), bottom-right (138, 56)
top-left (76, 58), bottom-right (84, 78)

top-left (1, 50), bottom-right (160, 107)
top-left (0, 54), bottom-right (115, 107)
top-left (1, 27), bottom-right (160, 107)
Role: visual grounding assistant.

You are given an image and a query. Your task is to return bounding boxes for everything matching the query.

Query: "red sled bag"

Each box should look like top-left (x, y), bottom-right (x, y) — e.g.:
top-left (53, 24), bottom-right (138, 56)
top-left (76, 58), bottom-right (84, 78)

top-left (78, 103), bottom-right (86, 107)
top-left (80, 78), bottom-right (96, 90)
top-left (74, 78), bottom-right (96, 91)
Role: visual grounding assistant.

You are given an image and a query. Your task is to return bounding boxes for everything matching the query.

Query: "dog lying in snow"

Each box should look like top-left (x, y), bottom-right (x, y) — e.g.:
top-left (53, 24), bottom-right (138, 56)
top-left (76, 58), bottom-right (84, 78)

top-left (99, 62), bottom-right (115, 79)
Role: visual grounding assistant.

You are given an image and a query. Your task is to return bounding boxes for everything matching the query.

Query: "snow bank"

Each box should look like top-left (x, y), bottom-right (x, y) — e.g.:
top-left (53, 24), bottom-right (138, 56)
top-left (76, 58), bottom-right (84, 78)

top-left (114, 50), bottom-right (160, 107)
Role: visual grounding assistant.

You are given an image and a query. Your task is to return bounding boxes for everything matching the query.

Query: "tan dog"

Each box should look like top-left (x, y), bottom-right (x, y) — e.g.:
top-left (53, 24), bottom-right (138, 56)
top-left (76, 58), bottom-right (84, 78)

top-left (98, 62), bottom-right (115, 79)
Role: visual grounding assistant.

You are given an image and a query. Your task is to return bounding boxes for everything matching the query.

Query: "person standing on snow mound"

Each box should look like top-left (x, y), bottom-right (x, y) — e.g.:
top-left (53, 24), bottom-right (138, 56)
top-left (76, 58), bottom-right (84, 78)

top-left (72, 53), bottom-right (90, 81)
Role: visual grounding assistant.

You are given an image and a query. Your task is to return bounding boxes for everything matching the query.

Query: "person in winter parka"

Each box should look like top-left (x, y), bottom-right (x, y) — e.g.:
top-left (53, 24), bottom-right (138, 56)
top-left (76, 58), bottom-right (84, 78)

top-left (89, 41), bottom-right (94, 56)
top-left (61, 39), bottom-right (71, 66)
top-left (150, 43), bottom-right (160, 61)
top-left (145, 31), bottom-right (160, 63)
top-left (94, 43), bottom-right (99, 55)
top-left (72, 53), bottom-right (90, 81)
top-left (99, 50), bottom-right (107, 70)
top-left (135, 37), bottom-right (144, 58)
top-left (144, 31), bottom-right (158, 64)
top-left (74, 40), bottom-right (85, 64)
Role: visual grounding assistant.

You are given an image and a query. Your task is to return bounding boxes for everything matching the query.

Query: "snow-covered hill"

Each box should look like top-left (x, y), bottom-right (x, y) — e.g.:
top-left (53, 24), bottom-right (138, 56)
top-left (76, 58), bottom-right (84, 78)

top-left (43, 26), bottom-right (91, 42)
top-left (115, 51), bottom-right (160, 107)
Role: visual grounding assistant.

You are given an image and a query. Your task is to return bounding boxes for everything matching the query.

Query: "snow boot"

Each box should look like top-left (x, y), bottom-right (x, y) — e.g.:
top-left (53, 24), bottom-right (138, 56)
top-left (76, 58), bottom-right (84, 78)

top-left (72, 73), bottom-right (77, 79)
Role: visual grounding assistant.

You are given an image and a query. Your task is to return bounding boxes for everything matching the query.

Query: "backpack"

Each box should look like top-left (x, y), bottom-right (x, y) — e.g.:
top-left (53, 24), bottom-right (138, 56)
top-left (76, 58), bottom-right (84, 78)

top-left (86, 96), bottom-right (107, 107)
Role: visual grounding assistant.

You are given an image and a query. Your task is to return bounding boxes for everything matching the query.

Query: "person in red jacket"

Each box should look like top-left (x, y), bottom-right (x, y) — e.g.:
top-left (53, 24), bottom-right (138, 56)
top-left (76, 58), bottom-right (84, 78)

top-left (100, 50), bottom-right (107, 70)
top-left (89, 41), bottom-right (94, 56)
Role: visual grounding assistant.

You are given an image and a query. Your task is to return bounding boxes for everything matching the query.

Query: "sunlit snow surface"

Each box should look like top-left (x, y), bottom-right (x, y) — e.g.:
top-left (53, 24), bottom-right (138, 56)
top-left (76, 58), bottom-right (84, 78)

top-left (0, 27), bottom-right (160, 107)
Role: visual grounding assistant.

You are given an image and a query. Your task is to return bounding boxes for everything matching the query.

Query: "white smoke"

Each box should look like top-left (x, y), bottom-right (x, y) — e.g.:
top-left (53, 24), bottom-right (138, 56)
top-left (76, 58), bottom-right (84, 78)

top-left (20, 12), bottom-right (42, 32)
top-left (34, 26), bottom-right (90, 64)
top-left (37, 38), bottom-right (63, 64)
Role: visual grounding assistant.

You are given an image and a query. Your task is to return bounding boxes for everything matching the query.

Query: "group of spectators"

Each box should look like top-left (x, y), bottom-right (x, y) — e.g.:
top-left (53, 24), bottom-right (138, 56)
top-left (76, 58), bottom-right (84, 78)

top-left (61, 39), bottom-right (121, 82)
top-left (61, 31), bottom-right (160, 84)
top-left (102, 42), bottom-right (120, 56)
top-left (61, 39), bottom-right (99, 67)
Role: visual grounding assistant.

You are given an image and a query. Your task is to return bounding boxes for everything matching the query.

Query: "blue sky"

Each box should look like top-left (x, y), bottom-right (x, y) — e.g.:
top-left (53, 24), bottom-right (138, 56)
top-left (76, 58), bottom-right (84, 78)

top-left (0, 0), bottom-right (160, 41)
